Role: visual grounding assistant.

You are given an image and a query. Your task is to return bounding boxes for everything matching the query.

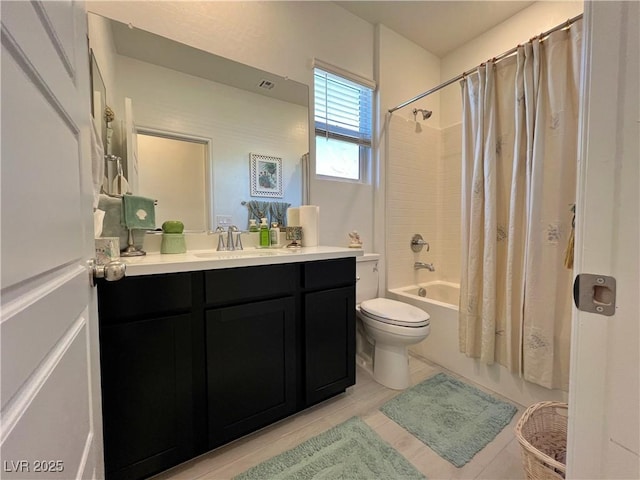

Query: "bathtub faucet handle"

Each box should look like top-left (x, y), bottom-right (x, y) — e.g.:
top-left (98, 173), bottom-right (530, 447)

top-left (411, 234), bottom-right (430, 252)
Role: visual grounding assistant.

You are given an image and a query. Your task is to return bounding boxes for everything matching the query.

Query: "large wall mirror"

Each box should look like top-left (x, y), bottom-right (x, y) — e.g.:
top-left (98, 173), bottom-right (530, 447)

top-left (87, 13), bottom-right (309, 232)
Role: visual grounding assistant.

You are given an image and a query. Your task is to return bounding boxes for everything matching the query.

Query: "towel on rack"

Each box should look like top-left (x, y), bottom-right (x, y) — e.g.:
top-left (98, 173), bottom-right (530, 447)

top-left (243, 200), bottom-right (271, 224)
top-left (121, 194), bottom-right (156, 229)
top-left (98, 194), bottom-right (144, 249)
top-left (270, 201), bottom-right (291, 226)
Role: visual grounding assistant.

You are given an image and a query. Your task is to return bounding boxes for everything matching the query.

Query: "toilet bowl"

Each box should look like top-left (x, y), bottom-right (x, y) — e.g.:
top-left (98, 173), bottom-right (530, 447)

top-left (357, 298), bottom-right (430, 389)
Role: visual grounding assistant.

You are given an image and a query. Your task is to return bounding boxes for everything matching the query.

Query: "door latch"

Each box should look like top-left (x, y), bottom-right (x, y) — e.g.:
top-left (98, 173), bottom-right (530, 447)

top-left (573, 273), bottom-right (616, 316)
top-left (89, 259), bottom-right (126, 287)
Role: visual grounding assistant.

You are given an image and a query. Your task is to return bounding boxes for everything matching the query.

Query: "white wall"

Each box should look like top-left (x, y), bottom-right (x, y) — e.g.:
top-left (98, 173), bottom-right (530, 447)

top-left (385, 118), bottom-right (441, 289)
top-left (440, 0), bottom-right (583, 127)
top-left (375, 25), bottom-right (442, 287)
top-left (87, 13), bottom-right (117, 105)
top-left (88, 1), bottom-right (377, 248)
top-left (137, 135), bottom-right (207, 231)
top-left (115, 55), bottom-right (307, 230)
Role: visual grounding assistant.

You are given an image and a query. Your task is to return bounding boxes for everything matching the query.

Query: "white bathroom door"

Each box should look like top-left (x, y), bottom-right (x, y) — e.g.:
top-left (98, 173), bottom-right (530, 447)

top-left (1, 2), bottom-right (104, 479)
top-left (567, 2), bottom-right (639, 478)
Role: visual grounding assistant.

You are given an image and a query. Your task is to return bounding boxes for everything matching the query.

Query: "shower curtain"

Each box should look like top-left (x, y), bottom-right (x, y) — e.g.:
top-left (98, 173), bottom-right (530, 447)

top-left (459, 21), bottom-right (582, 390)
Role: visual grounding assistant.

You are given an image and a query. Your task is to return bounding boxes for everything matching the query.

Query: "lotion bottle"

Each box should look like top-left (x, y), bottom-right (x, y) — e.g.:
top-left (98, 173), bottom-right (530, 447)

top-left (270, 222), bottom-right (281, 247)
top-left (259, 218), bottom-right (270, 246)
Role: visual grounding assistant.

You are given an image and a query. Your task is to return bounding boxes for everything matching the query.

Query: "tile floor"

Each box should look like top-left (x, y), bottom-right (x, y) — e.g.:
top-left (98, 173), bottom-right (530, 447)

top-left (152, 355), bottom-right (527, 480)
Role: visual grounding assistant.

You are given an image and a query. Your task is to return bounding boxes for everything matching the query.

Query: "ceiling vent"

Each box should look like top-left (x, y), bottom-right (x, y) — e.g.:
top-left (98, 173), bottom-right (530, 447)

top-left (257, 79), bottom-right (276, 90)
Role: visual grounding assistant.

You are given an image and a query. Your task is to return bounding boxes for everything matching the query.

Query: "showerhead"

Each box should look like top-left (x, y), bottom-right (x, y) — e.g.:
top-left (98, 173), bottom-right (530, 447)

top-left (412, 108), bottom-right (432, 121)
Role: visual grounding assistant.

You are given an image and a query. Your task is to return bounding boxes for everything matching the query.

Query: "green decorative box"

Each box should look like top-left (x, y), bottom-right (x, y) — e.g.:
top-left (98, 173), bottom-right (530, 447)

top-left (161, 233), bottom-right (186, 254)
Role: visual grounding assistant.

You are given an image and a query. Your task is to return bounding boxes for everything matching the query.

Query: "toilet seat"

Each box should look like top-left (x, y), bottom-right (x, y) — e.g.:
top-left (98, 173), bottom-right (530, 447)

top-left (360, 298), bottom-right (430, 328)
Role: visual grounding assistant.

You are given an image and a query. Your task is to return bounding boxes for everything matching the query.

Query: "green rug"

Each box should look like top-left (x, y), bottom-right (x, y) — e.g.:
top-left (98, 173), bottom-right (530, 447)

top-left (380, 373), bottom-right (517, 468)
top-left (233, 417), bottom-right (426, 480)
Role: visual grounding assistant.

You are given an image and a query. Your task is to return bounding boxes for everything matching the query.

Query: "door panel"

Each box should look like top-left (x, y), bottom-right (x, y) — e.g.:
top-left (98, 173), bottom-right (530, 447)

top-left (1, 38), bottom-right (83, 287)
top-left (1, 2), bottom-right (103, 479)
top-left (1, 268), bottom-right (87, 407)
top-left (2, 317), bottom-right (92, 479)
top-left (1, 2), bottom-right (79, 116)
top-left (567, 2), bottom-right (639, 478)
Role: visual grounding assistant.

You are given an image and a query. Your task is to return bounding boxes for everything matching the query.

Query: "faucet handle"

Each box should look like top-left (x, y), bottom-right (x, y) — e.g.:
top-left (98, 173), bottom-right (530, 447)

top-left (226, 225), bottom-right (238, 251)
top-left (411, 234), bottom-right (430, 252)
top-left (235, 230), bottom-right (243, 250)
top-left (213, 225), bottom-right (226, 251)
top-left (216, 234), bottom-right (226, 251)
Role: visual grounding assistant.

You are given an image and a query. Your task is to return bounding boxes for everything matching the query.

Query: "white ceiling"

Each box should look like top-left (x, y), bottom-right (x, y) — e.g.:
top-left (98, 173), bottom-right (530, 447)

top-left (334, 1), bottom-right (536, 57)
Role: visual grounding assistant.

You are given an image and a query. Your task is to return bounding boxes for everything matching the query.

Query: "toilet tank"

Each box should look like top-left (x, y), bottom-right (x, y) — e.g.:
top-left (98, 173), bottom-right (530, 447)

top-left (356, 253), bottom-right (380, 304)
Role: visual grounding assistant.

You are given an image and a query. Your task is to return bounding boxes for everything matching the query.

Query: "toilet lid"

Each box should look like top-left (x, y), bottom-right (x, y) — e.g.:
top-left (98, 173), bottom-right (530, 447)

top-left (360, 298), bottom-right (430, 327)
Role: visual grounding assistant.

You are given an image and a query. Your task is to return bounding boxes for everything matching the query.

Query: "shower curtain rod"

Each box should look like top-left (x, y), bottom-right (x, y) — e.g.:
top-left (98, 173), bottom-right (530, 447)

top-left (388, 13), bottom-right (583, 113)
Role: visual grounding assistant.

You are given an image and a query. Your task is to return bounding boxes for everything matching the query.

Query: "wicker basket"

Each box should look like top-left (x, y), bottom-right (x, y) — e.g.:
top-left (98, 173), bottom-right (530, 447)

top-left (515, 401), bottom-right (568, 480)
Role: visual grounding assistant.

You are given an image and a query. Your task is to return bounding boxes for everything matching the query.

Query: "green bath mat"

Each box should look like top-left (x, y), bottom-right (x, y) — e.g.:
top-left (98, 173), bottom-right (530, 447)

top-left (233, 417), bottom-right (425, 480)
top-left (380, 373), bottom-right (517, 468)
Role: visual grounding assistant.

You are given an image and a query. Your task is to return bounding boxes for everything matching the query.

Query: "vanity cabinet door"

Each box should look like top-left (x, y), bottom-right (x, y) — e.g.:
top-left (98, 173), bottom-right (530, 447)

top-left (303, 286), bottom-right (356, 406)
top-left (99, 313), bottom-right (194, 480)
top-left (206, 297), bottom-right (296, 448)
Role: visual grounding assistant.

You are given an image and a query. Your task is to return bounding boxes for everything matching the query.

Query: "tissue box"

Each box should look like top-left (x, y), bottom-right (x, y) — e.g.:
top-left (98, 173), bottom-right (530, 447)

top-left (95, 237), bottom-right (120, 264)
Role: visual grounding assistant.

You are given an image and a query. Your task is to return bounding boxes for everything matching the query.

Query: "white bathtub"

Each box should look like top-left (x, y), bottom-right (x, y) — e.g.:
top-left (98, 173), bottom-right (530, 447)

top-left (388, 280), bottom-right (567, 407)
top-left (391, 281), bottom-right (460, 309)
top-left (388, 281), bottom-right (460, 374)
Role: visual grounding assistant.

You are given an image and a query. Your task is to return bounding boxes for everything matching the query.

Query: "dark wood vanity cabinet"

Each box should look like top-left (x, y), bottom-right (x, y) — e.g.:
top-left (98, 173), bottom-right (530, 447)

top-left (204, 264), bottom-right (298, 449)
top-left (97, 258), bottom-right (355, 480)
top-left (302, 259), bottom-right (356, 406)
top-left (206, 298), bottom-right (297, 448)
top-left (97, 272), bottom-right (198, 480)
top-left (303, 286), bottom-right (355, 405)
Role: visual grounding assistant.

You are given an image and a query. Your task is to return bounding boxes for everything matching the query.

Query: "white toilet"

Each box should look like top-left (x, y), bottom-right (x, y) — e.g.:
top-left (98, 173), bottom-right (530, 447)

top-left (356, 254), bottom-right (430, 390)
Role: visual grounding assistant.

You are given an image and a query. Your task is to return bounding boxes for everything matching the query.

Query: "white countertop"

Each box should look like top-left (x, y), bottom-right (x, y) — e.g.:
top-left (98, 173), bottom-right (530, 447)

top-left (119, 246), bottom-right (364, 276)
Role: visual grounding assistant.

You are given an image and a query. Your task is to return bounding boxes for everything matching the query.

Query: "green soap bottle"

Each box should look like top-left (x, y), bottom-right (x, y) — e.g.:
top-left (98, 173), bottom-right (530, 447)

top-left (259, 217), bottom-right (270, 247)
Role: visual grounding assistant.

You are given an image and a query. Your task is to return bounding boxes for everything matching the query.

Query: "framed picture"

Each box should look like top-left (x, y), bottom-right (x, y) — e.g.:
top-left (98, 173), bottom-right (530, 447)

top-left (250, 153), bottom-right (283, 198)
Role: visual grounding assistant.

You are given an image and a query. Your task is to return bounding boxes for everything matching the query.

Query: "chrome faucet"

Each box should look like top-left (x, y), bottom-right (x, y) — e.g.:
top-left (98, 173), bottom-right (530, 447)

top-left (414, 262), bottom-right (435, 272)
top-left (226, 225), bottom-right (242, 251)
top-left (214, 226), bottom-right (226, 251)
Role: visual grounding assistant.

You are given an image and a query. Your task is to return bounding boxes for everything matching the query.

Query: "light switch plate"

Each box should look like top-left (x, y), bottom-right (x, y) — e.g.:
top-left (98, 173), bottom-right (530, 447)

top-left (216, 215), bottom-right (232, 227)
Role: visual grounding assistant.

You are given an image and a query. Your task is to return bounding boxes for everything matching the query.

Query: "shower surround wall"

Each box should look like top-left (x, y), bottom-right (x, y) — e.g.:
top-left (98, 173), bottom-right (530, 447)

top-left (385, 117), bottom-right (459, 290)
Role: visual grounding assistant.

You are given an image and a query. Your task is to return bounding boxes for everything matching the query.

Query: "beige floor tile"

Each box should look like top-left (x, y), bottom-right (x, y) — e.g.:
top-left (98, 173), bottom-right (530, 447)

top-left (154, 357), bottom-right (525, 480)
top-left (475, 438), bottom-right (526, 479)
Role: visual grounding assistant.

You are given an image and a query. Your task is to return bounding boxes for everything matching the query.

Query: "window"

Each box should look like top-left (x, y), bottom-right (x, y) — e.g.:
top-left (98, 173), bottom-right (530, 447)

top-left (314, 65), bottom-right (373, 181)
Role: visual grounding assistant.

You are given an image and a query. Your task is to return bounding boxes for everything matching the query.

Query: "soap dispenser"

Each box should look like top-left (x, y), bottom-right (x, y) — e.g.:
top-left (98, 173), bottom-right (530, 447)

top-left (259, 218), bottom-right (270, 247)
top-left (270, 222), bottom-right (281, 247)
top-left (249, 219), bottom-right (259, 232)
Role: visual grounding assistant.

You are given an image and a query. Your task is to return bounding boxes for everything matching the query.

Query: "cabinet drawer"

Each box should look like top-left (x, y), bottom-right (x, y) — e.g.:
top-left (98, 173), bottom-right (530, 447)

top-left (204, 264), bottom-right (297, 305)
top-left (303, 258), bottom-right (355, 290)
top-left (98, 273), bottom-right (193, 323)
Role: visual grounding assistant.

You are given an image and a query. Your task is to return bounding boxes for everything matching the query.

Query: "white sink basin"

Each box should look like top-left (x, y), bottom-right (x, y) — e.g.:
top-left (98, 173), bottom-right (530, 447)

top-left (192, 249), bottom-right (289, 259)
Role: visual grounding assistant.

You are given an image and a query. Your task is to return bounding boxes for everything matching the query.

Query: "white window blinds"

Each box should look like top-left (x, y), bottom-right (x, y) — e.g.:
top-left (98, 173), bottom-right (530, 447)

top-left (314, 68), bottom-right (373, 147)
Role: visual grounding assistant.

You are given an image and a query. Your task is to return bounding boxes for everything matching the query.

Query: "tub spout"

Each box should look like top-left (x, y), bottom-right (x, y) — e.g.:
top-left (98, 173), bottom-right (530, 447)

top-left (414, 262), bottom-right (435, 272)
